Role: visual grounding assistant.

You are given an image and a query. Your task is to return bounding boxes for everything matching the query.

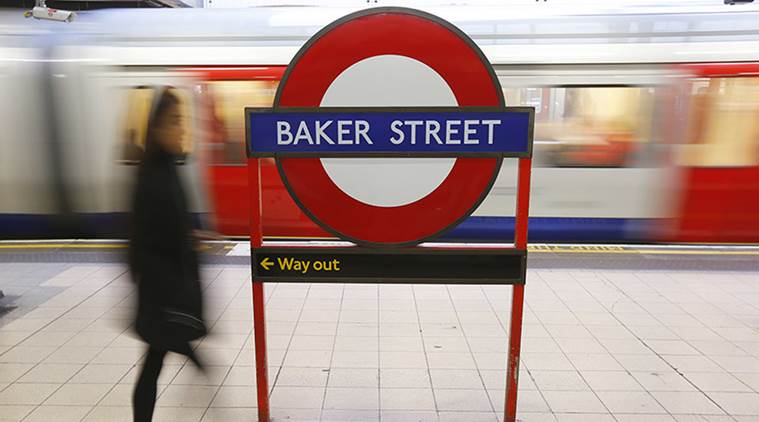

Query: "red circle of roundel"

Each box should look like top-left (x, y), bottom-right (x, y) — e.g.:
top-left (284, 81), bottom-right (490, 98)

top-left (276, 8), bottom-right (503, 247)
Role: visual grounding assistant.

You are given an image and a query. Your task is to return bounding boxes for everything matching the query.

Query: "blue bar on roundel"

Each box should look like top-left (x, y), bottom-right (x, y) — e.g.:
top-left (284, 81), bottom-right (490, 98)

top-left (246, 108), bottom-right (533, 157)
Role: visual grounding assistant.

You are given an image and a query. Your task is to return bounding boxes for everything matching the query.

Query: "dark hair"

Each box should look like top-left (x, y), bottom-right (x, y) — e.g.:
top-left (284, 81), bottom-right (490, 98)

top-left (145, 88), bottom-right (181, 157)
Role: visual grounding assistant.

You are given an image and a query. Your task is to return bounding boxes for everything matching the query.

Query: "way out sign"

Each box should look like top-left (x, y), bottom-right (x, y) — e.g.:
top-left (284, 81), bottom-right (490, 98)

top-left (246, 7), bottom-right (534, 422)
top-left (253, 247), bottom-right (527, 283)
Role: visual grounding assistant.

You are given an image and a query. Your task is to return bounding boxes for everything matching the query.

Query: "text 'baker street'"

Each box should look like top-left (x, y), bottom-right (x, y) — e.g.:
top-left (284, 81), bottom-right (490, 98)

top-left (276, 119), bottom-right (502, 146)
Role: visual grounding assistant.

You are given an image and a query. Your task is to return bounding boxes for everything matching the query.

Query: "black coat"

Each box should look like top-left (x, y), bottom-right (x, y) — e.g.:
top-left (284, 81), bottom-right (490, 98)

top-left (128, 147), bottom-right (203, 350)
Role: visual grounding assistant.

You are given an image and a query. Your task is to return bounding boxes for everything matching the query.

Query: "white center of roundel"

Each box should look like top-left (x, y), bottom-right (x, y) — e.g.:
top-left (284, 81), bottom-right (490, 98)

top-left (319, 55), bottom-right (457, 208)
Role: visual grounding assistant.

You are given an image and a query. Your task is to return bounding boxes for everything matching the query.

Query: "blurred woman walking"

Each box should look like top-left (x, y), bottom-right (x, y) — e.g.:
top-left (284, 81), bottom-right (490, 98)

top-left (128, 87), bottom-right (206, 422)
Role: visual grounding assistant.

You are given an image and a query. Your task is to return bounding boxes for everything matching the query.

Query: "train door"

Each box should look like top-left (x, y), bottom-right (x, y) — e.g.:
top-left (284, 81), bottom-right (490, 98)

top-left (190, 67), bottom-right (328, 238)
top-left (0, 45), bottom-right (56, 237)
top-left (670, 64), bottom-right (759, 242)
top-left (475, 65), bottom-right (673, 242)
top-left (50, 52), bottom-right (209, 236)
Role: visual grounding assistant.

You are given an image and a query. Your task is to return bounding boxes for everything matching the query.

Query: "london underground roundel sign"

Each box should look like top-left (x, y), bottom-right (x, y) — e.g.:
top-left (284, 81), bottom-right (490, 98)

top-left (247, 8), bottom-right (533, 247)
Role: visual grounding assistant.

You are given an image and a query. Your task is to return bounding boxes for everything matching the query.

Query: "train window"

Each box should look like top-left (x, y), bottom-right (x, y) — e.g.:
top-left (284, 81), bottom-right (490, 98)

top-left (678, 77), bottom-right (759, 167)
top-left (201, 80), bottom-right (278, 165)
top-left (504, 86), bottom-right (657, 168)
top-left (503, 87), bottom-right (549, 120)
top-left (119, 86), bottom-right (193, 164)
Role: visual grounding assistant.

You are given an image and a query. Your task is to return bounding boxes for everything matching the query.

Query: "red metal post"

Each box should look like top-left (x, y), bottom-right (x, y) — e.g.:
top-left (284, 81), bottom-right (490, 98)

top-left (505, 158), bottom-right (532, 422)
top-left (248, 157), bottom-right (270, 422)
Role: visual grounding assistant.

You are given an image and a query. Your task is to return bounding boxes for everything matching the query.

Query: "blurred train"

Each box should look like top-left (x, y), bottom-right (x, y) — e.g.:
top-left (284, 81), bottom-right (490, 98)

top-left (2, 3), bottom-right (759, 243)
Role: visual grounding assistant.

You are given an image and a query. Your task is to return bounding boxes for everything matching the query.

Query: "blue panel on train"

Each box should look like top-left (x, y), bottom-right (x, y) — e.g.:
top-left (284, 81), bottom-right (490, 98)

top-left (441, 216), bottom-right (645, 243)
top-left (0, 214), bottom-right (648, 243)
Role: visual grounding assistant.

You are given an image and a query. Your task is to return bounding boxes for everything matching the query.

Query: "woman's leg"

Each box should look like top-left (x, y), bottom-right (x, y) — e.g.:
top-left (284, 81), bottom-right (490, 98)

top-left (133, 347), bottom-right (166, 422)
top-left (175, 342), bottom-right (204, 371)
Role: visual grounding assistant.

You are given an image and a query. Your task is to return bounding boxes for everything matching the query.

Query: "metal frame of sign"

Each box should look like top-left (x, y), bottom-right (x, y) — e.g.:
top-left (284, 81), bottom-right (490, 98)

top-left (246, 7), bottom-right (533, 422)
top-left (273, 160), bottom-right (504, 249)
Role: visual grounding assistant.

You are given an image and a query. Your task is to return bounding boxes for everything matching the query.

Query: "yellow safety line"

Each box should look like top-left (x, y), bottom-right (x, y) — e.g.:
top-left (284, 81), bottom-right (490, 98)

top-left (636, 250), bottom-right (759, 256)
top-left (2, 243), bottom-right (759, 255)
top-left (532, 247), bottom-right (759, 255)
top-left (537, 249), bottom-right (759, 255)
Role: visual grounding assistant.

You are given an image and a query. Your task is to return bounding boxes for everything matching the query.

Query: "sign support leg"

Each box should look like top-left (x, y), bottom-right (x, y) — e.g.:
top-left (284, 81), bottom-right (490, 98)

top-left (252, 281), bottom-right (269, 422)
top-left (505, 158), bottom-right (532, 422)
top-left (248, 158), bottom-right (270, 422)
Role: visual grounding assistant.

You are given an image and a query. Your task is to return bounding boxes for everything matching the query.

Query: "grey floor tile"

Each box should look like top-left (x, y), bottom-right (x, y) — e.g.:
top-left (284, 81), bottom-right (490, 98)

top-left (156, 385), bottom-right (218, 408)
top-left (323, 387), bottom-right (378, 410)
top-left (209, 385), bottom-right (257, 407)
top-left (581, 370), bottom-right (644, 391)
top-left (650, 391), bottom-right (726, 415)
top-left (380, 368), bottom-right (431, 389)
top-left (23, 405), bottom-right (93, 422)
top-left (321, 409), bottom-right (380, 421)
top-left (200, 407), bottom-right (258, 422)
top-left (439, 411), bottom-right (497, 422)
top-left (328, 368), bottom-right (378, 388)
top-left (380, 410), bottom-right (438, 422)
top-left (380, 388), bottom-right (435, 411)
top-left (275, 366), bottom-right (329, 387)
top-left (435, 388), bottom-right (492, 412)
top-left (531, 370), bottom-right (589, 391)
top-left (596, 391), bottom-right (666, 414)
top-left (682, 371), bottom-right (753, 392)
top-left (542, 390), bottom-right (607, 413)
top-left (631, 370), bottom-right (698, 392)
top-left (0, 363), bottom-right (34, 383)
top-left (554, 414), bottom-right (615, 422)
top-left (0, 383), bottom-right (60, 405)
top-left (429, 369), bottom-right (484, 389)
top-left (69, 364), bottom-right (131, 384)
top-left (269, 386), bottom-right (324, 409)
top-left (710, 392), bottom-right (759, 415)
top-left (0, 405), bottom-right (34, 422)
top-left (615, 415), bottom-right (676, 422)
top-left (0, 346), bottom-right (56, 364)
top-left (152, 406), bottom-right (205, 422)
top-left (83, 405), bottom-right (134, 422)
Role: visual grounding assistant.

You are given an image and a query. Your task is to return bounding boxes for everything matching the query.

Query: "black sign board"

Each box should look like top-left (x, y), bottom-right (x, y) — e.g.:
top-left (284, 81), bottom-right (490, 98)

top-left (252, 247), bottom-right (526, 284)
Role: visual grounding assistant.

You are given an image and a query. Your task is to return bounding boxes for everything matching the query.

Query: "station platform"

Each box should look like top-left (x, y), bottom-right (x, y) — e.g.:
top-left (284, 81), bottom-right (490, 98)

top-left (1, 241), bottom-right (759, 422)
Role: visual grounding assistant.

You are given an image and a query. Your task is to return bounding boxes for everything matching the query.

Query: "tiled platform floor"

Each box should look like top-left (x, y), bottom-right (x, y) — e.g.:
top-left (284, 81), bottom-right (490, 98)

top-left (2, 262), bottom-right (759, 421)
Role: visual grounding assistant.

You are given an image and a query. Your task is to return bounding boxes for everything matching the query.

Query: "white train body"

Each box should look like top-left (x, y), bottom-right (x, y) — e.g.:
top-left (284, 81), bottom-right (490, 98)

top-left (2, 4), bottom-right (759, 241)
